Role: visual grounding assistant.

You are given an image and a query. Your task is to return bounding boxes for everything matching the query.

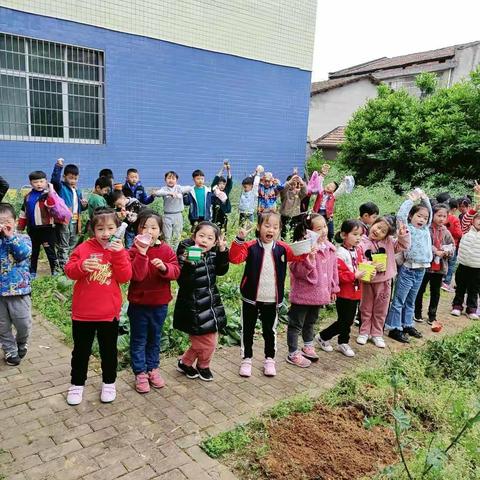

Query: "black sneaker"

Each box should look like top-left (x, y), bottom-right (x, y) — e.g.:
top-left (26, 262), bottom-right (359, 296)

top-left (427, 318), bottom-right (435, 326)
top-left (404, 326), bottom-right (423, 338)
top-left (388, 329), bottom-right (410, 343)
top-left (17, 343), bottom-right (28, 359)
top-left (176, 360), bottom-right (199, 379)
top-left (197, 367), bottom-right (214, 382)
top-left (5, 353), bottom-right (21, 366)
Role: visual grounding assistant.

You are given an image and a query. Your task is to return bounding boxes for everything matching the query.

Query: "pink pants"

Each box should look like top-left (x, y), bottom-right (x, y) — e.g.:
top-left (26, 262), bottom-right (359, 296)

top-left (360, 280), bottom-right (392, 337)
top-left (181, 332), bottom-right (217, 369)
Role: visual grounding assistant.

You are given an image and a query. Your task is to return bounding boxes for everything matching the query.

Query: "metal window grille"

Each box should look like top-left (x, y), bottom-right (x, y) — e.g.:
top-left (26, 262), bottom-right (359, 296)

top-left (0, 32), bottom-right (105, 143)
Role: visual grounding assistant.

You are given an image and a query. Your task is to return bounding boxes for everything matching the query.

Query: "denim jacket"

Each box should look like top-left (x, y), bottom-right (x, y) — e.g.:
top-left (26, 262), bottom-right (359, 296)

top-left (0, 234), bottom-right (32, 296)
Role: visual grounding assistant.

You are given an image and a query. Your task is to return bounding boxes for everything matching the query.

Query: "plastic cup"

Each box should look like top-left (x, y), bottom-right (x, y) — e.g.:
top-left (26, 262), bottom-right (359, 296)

top-left (358, 263), bottom-right (376, 282)
top-left (372, 253), bottom-right (387, 272)
top-left (89, 253), bottom-right (103, 266)
top-left (187, 246), bottom-right (203, 261)
top-left (135, 233), bottom-right (152, 249)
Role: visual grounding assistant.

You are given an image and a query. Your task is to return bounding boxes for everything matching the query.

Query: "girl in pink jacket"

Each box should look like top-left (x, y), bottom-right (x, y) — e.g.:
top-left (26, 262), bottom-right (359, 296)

top-left (287, 214), bottom-right (339, 367)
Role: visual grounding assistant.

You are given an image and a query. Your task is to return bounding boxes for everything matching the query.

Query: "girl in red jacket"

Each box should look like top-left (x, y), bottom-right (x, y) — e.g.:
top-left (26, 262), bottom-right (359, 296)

top-left (64, 208), bottom-right (132, 406)
top-left (316, 220), bottom-right (367, 357)
top-left (128, 211), bottom-right (180, 393)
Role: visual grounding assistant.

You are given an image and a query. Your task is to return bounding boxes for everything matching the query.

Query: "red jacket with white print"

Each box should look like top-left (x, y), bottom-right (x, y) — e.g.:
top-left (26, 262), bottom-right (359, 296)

top-left (336, 245), bottom-right (364, 301)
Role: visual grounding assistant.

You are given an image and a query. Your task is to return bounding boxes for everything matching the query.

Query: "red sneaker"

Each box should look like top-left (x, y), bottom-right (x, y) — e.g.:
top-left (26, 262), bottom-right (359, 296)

top-left (301, 345), bottom-right (319, 361)
top-left (148, 368), bottom-right (165, 388)
top-left (135, 372), bottom-right (150, 393)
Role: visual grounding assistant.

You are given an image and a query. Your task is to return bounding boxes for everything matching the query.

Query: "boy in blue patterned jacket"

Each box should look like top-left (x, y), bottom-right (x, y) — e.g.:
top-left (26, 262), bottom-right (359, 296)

top-left (0, 203), bottom-right (32, 366)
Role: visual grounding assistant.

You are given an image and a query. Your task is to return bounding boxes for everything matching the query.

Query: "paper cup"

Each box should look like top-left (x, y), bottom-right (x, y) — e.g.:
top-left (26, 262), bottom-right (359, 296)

top-left (289, 238), bottom-right (312, 256)
top-left (135, 233), bottom-right (152, 248)
top-left (187, 246), bottom-right (203, 261)
top-left (372, 253), bottom-right (387, 272)
top-left (358, 263), bottom-right (376, 282)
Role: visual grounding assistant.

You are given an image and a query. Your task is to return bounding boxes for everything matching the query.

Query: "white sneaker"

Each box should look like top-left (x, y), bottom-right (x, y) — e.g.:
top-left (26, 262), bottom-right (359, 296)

top-left (337, 343), bottom-right (355, 357)
top-left (100, 383), bottom-right (116, 403)
top-left (450, 309), bottom-right (461, 317)
top-left (356, 334), bottom-right (368, 345)
top-left (66, 385), bottom-right (84, 406)
top-left (467, 313), bottom-right (479, 320)
top-left (315, 334), bottom-right (333, 352)
top-left (372, 336), bottom-right (386, 348)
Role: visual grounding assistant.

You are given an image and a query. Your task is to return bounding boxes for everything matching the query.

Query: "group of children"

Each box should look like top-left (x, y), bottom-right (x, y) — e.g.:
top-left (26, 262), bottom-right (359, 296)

top-left (1, 164), bottom-right (479, 407)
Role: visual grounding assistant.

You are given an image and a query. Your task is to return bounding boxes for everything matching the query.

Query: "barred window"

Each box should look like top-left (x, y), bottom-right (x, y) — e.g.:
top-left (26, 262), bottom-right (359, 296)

top-left (0, 33), bottom-right (105, 143)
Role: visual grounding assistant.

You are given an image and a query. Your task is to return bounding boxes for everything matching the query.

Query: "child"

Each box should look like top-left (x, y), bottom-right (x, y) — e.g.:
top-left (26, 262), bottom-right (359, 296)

top-left (287, 214), bottom-right (339, 367)
top-left (51, 158), bottom-right (87, 270)
top-left (385, 190), bottom-right (433, 343)
top-left (279, 173), bottom-right (307, 239)
top-left (229, 211), bottom-right (305, 377)
top-left (414, 204), bottom-right (454, 325)
top-left (358, 217), bottom-right (410, 348)
top-left (0, 203), bottom-right (32, 366)
top-left (88, 176), bottom-right (111, 219)
top-left (359, 202), bottom-right (379, 235)
top-left (128, 211), bottom-right (180, 392)
top-left (17, 171), bottom-right (58, 276)
top-left (64, 208), bottom-right (132, 405)
top-left (184, 169), bottom-right (213, 228)
top-left (458, 197), bottom-right (471, 223)
top-left (174, 222), bottom-right (229, 381)
top-left (238, 168), bottom-right (261, 225)
top-left (257, 172), bottom-right (284, 213)
top-left (111, 190), bottom-right (144, 248)
top-left (153, 171), bottom-right (192, 248)
top-left (122, 168), bottom-right (155, 205)
top-left (316, 220), bottom-right (366, 357)
top-left (442, 198), bottom-right (462, 292)
top-left (211, 161), bottom-right (233, 232)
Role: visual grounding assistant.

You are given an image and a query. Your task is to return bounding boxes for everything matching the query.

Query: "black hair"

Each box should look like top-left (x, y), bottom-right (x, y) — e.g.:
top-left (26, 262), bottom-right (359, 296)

top-left (292, 213), bottom-right (325, 242)
top-left (448, 198), bottom-right (459, 210)
top-left (331, 181), bottom-right (339, 191)
top-left (217, 176), bottom-right (226, 184)
top-left (90, 207), bottom-right (121, 232)
top-left (127, 168), bottom-right (138, 175)
top-left (111, 190), bottom-right (126, 204)
top-left (135, 209), bottom-right (164, 240)
top-left (359, 202), bottom-right (379, 216)
top-left (99, 168), bottom-right (113, 178)
top-left (164, 171), bottom-right (178, 180)
top-left (29, 170), bottom-right (47, 181)
top-left (192, 221), bottom-right (220, 242)
top-left (408, 203), bottom-right (430, 222)
top-left (255, 210), bottom-right (282, 238)
top-left (95, 176), bottom-right (112, 189)
top-left (334, 219), bottom-right (363, 243)
top-left (0, 202), bottom-right (16, 220)
top-left (436, 192), bottom-right (451, 203)
top-left (286, 174), bottom-right (293, 182)
top-left (192, 169), bottom-right (205, 178)
top-left (432, 203), bottom-right (449, 215)
top-left (458, 196), bottom-right (471, 207)
top-left (384, 214), bottom-right (397, 230)
top-left (64, 164), bottom-right (79, 176)
top-left (242, 176), bottom-right (254, 186)
top-left (371, 216), bottom-right (395, 237)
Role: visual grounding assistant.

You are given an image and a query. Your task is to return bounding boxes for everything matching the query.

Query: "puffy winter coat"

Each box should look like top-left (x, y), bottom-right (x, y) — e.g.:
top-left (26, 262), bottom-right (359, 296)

top-left (173, 239), bottom-right (229, 335)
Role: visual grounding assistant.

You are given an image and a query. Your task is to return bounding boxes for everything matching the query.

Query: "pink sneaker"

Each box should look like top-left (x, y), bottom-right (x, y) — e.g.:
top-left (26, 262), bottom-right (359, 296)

top-left (263, 358), bottom-right (276, 377)
top-left (135, 372), bottom-right (150, 394)
top-left (286, 351), bottom-right (311, 368)
top-left (148, 368), bottom-right (165, 388)
top-left (239, 358), bottom-right (252, 377)
top-left (301, 345), bottom-right (319, 361)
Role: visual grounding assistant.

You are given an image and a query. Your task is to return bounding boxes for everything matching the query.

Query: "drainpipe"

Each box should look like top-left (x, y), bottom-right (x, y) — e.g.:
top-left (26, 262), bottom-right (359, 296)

top-left (447, 67), bottom-right (453, 87)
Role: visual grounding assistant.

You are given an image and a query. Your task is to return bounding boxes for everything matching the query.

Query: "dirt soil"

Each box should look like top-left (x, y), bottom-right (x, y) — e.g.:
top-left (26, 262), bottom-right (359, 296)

top-left (257, 404), bottom-right (398, 480)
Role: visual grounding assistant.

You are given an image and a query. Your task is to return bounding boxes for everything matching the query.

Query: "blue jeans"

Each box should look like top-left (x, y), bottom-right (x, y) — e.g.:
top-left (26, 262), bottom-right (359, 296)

top-left (125, 230), bottom-right (135, 249)
top-left (385, 266), bottom-right (425, 331)
top-left (444, 250), bottom-right (457, 285)
top-left (128, 304), bottom-right (168, 374)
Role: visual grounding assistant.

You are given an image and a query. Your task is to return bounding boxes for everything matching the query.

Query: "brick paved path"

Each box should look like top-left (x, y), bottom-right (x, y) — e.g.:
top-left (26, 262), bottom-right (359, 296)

top-left (0, 296), bottom-right (470, 480)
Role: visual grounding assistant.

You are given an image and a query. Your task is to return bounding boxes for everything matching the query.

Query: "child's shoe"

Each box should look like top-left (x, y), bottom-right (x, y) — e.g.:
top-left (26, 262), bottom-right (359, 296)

top-left (403, 326), bottom-right (423, 338)
top-left (301, 345), bottom-right (319, 361)
top-left (286, 351), bottom-right (311, 368)
top-left (176, 360), bottom-right (199, 379)
top-left (148, 368), bottom-right (165, 388)
top-left (66, 385), bottom-right (84, 405)
top-left (100, 383), bottom-right (116, 403)
top-left (263, 358), bottom-right (276, 377)
top-left (372, 336), bottom-right (385, 348)
top-left (135, 372), bottom-right (150, 393)
top-left (388, 329), bottom-right (409, 343)
top-left (17, 343), bottom-right (28, 359)
top-left (450, 308), bottom-right (462, 317)
top-left (315, 334), bottom-right (333, 352)
top-left (337, 343), bottom-right (355, 357)
top-left (5, 352), bottom-right (21, 366)
top-left (356, 334), bottom-right (368, 345)
top-left (239, 358), bottom-right (252, 377)
top-left (198, 367), bottom-right (214, 381)
top-left (414, 316), bottom-right (424, 323)
top-left (467, 312), bottom-right (479, 320)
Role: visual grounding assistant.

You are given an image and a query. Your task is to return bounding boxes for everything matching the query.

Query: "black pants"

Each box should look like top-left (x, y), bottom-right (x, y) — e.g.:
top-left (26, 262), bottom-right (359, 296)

top-left (241, 301), bottom-right (277, 359)
top-left (71, 319), bottom-right (119, 386)
top-left (320, 298), bottom-right (358, 344)
top-left (287, 304), bottom-right (320, 354)
top-left (28, 225), bottom-right (58, 274)
top-left (280, 214), bottom-right (304, 240)
top-left (212, 206), bottom-right (228, 232)
top-left (453, 264), bottom-right (480, 313)
top-left (414, 271), bottom-right (443, 321)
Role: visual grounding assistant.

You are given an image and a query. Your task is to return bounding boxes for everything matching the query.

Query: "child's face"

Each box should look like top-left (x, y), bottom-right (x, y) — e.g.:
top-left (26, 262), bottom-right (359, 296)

top-left (193, 175), bottom-right (205, 187)
top-left (194, 225), bottom-right (217, 252)
top-left (410, 207), bottom-right (429, 228)
top-left (325, 182), bottom-right (337, 194)
top-left (362, 213), bottom-right (378, 226)
top-left (94, 218), bottom-right (118, 246)
top-left (64, 173), bottom-right (79, 188)
top-left (311, 217), bottom-right (328, 242)
top-left (433, 209), bottom-right (448, 226)
top-left (258, 216), bottom-right (280, 244)
top-left (140, 217), bottom-right (161, 243)
top-left (30, 178), bottom-right (47, 191)
top-left (95, 186), bottom-right (110, 196)
top-left (0, 212), bottom-right (15, 233)
top-left (459, 204), bottom-right (468, 214)
top-left (127, 172), bottom-right (139, 185)
top-left (242, 183), bottom-right (253, 192)
top-left (165, 174), bottom-right (177, 187)
top-left (217, 181), bottom-right (226, 192)
top-left (342, 226), bottom-right (363, 247)
top-left (289, 182), bottom-right (301, 195)
top-left (369, 221), bottom-right (390, 241)
top-left (113, 196), bottom-right (128, 209)
top-left (263, 178), bottom-right (273, 188)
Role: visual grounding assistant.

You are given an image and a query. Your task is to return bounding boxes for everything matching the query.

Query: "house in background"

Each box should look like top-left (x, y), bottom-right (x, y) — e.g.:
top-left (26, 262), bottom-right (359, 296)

top-left (308, 41), bottom-right (480, 156)
top-left (310, 126), bottom-right (345, 161)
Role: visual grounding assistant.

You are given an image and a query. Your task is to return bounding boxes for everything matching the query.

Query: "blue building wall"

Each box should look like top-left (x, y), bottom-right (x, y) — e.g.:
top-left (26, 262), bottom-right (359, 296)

top-left (0, 8), bottom-right (312, 188)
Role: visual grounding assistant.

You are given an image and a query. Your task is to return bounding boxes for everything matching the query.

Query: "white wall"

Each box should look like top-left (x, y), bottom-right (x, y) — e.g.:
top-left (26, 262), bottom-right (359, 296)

top-left (452, 43), bottom-right (480, 84)
top-left (1, 0), bottom-right (317, 70)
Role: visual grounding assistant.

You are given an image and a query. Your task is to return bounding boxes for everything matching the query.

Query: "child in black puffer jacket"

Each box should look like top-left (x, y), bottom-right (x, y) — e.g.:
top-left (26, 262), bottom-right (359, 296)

top-left (174, 221), bottom-right (229, 381)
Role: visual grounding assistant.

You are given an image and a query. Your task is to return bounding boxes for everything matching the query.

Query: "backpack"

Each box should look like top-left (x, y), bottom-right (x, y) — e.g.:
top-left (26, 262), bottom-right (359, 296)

top-left (47, 184), bottom-right (73, 224)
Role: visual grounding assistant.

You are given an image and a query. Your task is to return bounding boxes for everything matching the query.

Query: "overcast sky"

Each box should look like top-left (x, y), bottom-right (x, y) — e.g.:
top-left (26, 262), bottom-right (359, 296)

top-left (311, 0), bottom-right (480, 81)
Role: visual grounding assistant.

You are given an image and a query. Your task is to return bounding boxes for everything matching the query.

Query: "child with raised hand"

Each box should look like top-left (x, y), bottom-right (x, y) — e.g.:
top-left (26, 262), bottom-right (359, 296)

top-left (442, 198), bottom-right (462, 292)
top-left (316, 220), bottom-right (366, 357)
top-left (64, 208), bottom-right (132, 405)
top-left (211, 160), bottom-right (233, 232)
top-left (358, 216), bottom-right (410, 348)
top-left (128, 210), bottom-right (180, 393)
top-left (287, 214), bottom-right (339, 367)
top-left (414, 204), bottom-right (454, 327)
top-left (385, 189), bottom-right (433, 343)
top-left (279, 171), bottom-right (307, 239)
top-left (229, 211), bottom-right (305, 377)
top-left (174, 222), bottom-right (229, 382)
top-left (257, 172), bottom-right (284, 213)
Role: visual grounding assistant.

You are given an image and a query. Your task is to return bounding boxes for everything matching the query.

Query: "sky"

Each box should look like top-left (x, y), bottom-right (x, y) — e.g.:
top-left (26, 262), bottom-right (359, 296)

top-left (311, 0), bottom-right (480, 81)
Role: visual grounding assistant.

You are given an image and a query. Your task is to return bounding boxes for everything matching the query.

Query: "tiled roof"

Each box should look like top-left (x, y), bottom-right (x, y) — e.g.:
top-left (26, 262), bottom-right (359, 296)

top-left (311, 126), bottom-right (345, 148)
top-left (311, 74), bottom-right (378, 95)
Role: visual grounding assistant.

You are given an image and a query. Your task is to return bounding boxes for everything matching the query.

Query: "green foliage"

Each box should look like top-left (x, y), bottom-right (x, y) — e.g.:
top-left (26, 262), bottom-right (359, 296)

top-left (415, 72), bottom-right (438, 98)
top-left (201, 426), bottom-right (251, 459)
top-left (267, 394), bottom-right (315, 419)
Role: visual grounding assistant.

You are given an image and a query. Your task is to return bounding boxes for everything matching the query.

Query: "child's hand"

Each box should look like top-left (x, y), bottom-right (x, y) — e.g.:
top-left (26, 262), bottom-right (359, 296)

top-left (373, 262), bottom-right (385, 272)
top-left (133, 237), bottom-right (149, 255)
top-left (320, 163), bottom-right (330, 176)
top-left (397, 221), bottom-right (408, 236)
top-left (108, 238), bottom-right (124, 252)
top-left (82, 258), bottom-right (101, 272)
top-left (80, 198), bottom-right (88, 208)
top-left (1, 223), bottom-right (14, 238)
top-left (218, 234), bottom-right (227, 252)
top-left (56, 158), bottom-right (64, 167)
top-left (117, 208), bottom-right (127, 220)
top-left (330, 293), bottom-right (337, 302)
top-left (355, 269), bottom-right (367, 280)
top-left (308, 244), bottom-right (318, 260)
top-left (151, 258), bottom-right (167, 272)
top-left (408, 190), bottom-right (420, 202)
top-left (474, 180), bottom-right (480, 194)
top-left (238, 224), bottom-right (254, 240)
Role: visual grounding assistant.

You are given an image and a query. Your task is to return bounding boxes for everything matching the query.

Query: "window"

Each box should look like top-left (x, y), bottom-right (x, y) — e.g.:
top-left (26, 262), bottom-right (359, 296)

top-left (0, 33), bottom-right (105, 143)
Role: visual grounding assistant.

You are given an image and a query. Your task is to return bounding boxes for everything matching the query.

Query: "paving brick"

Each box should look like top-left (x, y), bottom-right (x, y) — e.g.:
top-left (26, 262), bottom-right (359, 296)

top-left (83, 463), bottom-right (128, 480)
top-left (39, 438), bottom-right (83, 461)
top-left (152, 468), bottom-right (187, 479)
top-left (179, 462), bottom-right (213, 480)
top-left (11, 437), bottom-right (56, 460)
top-left (78, 426), bottom-right (118, 447)
top-left (119, 465), bottom-right (157, 480)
